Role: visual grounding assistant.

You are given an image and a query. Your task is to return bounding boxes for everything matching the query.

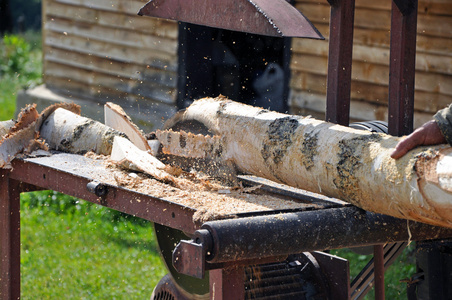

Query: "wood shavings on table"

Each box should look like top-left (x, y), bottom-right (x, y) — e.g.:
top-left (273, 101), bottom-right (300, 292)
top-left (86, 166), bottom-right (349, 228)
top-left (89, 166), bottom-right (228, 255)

top-left (84, 152), bottom-right (318, 222)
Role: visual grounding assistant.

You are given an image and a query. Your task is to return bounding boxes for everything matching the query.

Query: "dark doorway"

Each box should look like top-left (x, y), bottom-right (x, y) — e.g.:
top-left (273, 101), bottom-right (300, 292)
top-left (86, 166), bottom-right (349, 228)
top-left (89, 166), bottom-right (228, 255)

top-left (177, 22), bottom-right (292, 112)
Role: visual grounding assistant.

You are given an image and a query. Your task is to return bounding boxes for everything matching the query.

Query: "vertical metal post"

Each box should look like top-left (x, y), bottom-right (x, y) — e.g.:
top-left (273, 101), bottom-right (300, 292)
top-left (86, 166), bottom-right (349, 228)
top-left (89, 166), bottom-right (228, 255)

top-left (374, 245), bottom-right (385, 300)
top-left (326, 0), bottom-right (355, 126)
top-left (0, 170), bottom-right (21, 300)
top-left (388, 0), bottom-right (418, 136)
top-left (209, 267), bottom-right (245, 300)
top-left (387, 1), bottom-right (419, 298)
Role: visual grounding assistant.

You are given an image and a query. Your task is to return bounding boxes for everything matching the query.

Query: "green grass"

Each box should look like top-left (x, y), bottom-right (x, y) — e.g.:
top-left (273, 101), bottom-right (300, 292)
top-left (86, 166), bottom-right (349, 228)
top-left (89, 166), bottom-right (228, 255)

top-left (332, 245), bottom-right (416, 299)
top-left (20, 191), bottom-right (166, 299)
top-left (2, 30), bottom-right (418, 299)
top-left (0, 31), bottom-right (42, 120)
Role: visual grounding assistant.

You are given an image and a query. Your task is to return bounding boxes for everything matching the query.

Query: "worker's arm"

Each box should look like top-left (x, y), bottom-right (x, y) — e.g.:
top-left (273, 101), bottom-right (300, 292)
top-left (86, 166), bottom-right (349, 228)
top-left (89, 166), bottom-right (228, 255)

top-left (391, 104), bottom-right (452, 159)
top-left (434, 103), bottom-right (452, 146)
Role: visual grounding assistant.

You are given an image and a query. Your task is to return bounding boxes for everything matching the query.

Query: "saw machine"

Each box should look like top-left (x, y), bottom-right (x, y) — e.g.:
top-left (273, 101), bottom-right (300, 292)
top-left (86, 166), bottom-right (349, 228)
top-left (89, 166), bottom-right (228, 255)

top-left (148, 100), bottom-right (401, 300)
top-left (2, 0), bottom-right (452, 300)
top-left (3, 144), bottom-right (452, 300)
top-left (135, 0), bottom-right (440, 298)
top-left (2, 117), bottom-right (452, 300)
top-left (140, 0), bottom-right (452, 298)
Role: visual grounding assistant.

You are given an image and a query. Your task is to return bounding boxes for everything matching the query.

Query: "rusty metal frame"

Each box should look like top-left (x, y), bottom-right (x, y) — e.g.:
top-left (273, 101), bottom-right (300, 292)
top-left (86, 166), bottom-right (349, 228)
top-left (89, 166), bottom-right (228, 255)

top-left (388, 0), bottom-right (418, 137)
top-left (0, 158), bottom-right (201, 299)
top-left (325, 0), bottom-right (419, 298)
top-left (326, 0), bottom-right (355, 126)
top-left (9, 159), bottom-right (201, 233)
top-left (0, 170), bottom-right (21, 300)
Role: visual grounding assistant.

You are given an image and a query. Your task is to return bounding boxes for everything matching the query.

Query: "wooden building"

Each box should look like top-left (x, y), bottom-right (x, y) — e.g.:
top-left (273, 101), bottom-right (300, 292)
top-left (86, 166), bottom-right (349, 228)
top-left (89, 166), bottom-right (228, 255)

top-left (290, 0), bottom-right (452, 127)
top-left (18, 0), bottom-right (179, 131)
top-left (17, 0), bottom-right (452, 131)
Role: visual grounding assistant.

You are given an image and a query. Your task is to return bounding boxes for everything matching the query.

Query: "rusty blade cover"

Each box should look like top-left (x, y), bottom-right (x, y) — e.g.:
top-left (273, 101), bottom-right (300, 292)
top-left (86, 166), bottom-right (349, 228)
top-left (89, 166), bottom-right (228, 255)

top-left (138, 0), bottom-right (324, 39)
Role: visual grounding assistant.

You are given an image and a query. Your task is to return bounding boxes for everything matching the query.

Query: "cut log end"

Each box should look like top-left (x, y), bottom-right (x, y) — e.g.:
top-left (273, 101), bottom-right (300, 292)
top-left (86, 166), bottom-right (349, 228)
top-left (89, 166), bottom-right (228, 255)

top-left (104, 102), bottom-right (150, 152)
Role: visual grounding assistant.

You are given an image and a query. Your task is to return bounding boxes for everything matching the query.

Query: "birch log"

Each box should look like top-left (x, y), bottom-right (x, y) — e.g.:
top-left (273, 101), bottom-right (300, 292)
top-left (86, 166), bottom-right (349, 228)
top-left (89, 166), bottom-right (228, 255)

top-left (163, 97), bottom-right (452, 228)
top-left (0, 103), bottom-right (81, 167)
top-left (40, 108), bottom-right (126, 155)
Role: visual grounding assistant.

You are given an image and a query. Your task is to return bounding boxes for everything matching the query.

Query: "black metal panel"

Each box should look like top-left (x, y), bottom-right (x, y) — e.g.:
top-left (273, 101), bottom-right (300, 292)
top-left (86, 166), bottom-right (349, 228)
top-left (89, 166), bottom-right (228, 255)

top-left (177, 23), bottom-right (292, 112)
top-left (415, 240), bottom-right (452, 299)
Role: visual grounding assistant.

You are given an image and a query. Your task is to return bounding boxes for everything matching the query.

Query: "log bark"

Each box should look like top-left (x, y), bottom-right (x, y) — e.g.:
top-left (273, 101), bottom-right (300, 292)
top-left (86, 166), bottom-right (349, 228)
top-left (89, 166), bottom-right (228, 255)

top-left (0, 103), bottom-right (80, 167)
top-left (0, 120), bottom-right (15, 138)
top-left (40, 107), bottom-right (126, 155)
top-left (163, 97), bottom-right (452, 228)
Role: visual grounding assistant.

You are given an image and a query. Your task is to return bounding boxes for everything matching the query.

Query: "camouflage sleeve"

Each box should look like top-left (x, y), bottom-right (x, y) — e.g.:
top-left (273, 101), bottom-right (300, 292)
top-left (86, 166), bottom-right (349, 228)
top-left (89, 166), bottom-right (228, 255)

top-left (434, 104), bottom-right (452, 146)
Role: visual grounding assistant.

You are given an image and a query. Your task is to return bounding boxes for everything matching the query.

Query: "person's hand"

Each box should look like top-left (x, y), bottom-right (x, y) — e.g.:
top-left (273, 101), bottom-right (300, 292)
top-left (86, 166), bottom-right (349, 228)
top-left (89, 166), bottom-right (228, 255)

top-left (391, 120), bottom-right (446, 159)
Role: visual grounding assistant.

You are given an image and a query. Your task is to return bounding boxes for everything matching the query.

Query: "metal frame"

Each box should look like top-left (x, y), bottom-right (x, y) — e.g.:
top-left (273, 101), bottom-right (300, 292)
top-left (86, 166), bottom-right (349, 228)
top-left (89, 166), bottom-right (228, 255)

top-left (0, 0), bottom-right (427, 299)
top-left (325, 0), bottom-right (419, 298)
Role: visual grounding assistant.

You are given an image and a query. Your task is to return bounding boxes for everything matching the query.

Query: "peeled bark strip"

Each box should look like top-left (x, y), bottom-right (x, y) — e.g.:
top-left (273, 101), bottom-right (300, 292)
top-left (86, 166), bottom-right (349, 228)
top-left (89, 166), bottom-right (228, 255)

top-left (9, 104), bottom-right (39, 134)
top-left (0, 104), bottom-right (40, 167)
top-left (164, 97), bottom-right (452, 228)
top-left (40, 108), bottom-right (126, 155)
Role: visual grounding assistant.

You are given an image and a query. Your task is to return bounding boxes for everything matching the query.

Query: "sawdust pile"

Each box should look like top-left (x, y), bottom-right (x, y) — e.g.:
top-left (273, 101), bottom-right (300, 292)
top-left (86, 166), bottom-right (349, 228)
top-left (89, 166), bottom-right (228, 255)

top-left (84, 151), bottom-right (316, 222)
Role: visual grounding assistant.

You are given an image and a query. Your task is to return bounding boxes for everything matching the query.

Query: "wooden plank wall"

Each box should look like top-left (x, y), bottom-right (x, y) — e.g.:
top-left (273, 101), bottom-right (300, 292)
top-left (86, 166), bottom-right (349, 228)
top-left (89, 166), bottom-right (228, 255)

top-left (42, 0), bottom-right (178, 108)
top-left (290, 0), bottom-right (452, 127)
top-left (42, 0), bottom-right (451, 128)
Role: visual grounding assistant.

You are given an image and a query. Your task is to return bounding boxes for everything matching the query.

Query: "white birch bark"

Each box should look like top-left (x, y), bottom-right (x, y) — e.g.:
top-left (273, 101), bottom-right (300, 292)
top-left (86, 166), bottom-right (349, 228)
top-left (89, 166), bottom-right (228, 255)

top-left (164, 97), bottom-right (452, 228)
top-left (0, 120), bottom-right (15, 137)
top-left (40, 108), bottom-right (126, 155)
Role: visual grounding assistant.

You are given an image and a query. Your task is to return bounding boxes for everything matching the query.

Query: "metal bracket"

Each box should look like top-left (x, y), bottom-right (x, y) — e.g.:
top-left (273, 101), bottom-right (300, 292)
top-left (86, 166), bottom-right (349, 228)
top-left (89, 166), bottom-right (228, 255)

top-left (401, 272), bottom-right (424, 300)
top-left (172, 229), bottom-right (213, 279)
top-left (351, 242), bottom-right (408, 299)
top-left (86, 181), bottom-right (108, 197)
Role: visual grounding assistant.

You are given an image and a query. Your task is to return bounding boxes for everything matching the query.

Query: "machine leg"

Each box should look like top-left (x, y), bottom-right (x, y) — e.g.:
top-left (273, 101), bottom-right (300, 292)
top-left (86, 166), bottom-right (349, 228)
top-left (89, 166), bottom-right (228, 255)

top-left (374, 245), bottom-right (385, 300)
top-left (0, 171), bottom-right (21, 300)
top-left (209, 267), bottom-right (245, 300)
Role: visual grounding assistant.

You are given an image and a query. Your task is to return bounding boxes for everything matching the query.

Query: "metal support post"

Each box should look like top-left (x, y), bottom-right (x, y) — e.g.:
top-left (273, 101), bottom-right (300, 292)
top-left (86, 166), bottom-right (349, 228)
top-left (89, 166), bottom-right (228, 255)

top-left (0, 170), bottom-right (21, 300)
top-left (374, 245), bottom-right (385, 300)
top-left (326, 0), bottom-right (355, 126)
top-left (209, 267), bottom-right (245, 300)
top-left (388, 0), bottom-right (418, 136)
